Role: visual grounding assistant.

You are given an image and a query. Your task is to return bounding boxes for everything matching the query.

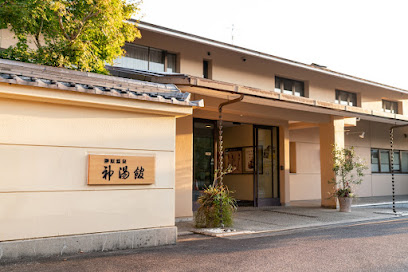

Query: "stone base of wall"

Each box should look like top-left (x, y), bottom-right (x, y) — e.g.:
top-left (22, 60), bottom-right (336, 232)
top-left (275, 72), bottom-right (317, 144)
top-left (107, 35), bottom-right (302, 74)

top-left (0, 226), bottom-right (176, 262)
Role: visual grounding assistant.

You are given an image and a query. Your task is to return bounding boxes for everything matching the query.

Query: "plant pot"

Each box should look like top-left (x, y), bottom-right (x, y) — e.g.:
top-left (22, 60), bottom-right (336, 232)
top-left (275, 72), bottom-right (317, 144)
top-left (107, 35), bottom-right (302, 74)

top-left (338, 197), bottom-right (352, 212)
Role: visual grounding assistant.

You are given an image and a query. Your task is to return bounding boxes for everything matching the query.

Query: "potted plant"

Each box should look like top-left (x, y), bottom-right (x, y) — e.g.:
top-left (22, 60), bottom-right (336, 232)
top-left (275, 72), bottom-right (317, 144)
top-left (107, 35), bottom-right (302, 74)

top-left (195, 112), bottom-right (238, 229)
top-left (331, 146), bottom-right (367, 212)
top-left (194, 165), bottom-right (237, 228)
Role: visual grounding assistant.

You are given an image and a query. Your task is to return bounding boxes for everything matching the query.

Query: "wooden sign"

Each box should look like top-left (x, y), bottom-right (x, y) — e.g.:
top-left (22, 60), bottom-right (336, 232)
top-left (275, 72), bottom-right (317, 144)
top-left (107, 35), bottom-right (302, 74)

top-left (88, 155), bottom-right (155, 185)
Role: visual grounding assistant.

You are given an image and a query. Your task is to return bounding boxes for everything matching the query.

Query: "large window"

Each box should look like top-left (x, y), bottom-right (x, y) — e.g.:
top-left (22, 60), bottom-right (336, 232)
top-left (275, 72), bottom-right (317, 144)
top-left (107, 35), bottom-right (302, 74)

top-left (274, 76), bottom-right (305, 97)
top-left (371, 148), bottom-right (408, 173)
top-left (335, 90), bottom-right (357, 107)
top-left (382, 100), bottom-right (399, 114)
top-left (115, 43), bottom-right (177, 73)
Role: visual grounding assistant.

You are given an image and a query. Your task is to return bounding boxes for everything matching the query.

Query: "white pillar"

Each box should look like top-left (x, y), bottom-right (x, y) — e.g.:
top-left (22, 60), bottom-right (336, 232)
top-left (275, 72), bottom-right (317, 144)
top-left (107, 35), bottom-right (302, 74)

top-left (279, 123), bottom-right (290, 206)
top-left (319, 117), bottom-right (345, 208)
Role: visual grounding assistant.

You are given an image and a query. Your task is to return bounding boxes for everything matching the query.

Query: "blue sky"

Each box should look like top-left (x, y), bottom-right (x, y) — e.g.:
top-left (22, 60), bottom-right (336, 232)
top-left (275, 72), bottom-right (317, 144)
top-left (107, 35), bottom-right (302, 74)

top-left (139, 0), bottom-right (408, 90)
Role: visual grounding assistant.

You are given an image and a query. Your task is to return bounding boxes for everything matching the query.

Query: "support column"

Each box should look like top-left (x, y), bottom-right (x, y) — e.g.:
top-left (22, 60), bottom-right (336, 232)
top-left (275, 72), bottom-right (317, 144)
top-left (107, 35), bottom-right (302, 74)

top-left (319, 117), bottom-right (345, 208)
top-left (175, 115), bottom-right (193, 218)
top-left (279, 123), bottom-right (290, 206)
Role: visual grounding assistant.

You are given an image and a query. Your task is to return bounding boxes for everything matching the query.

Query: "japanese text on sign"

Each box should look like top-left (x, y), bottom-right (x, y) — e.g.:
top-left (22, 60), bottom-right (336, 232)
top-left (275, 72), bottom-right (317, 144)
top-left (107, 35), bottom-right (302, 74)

top-left (88, 155), bottom-right (155, 185)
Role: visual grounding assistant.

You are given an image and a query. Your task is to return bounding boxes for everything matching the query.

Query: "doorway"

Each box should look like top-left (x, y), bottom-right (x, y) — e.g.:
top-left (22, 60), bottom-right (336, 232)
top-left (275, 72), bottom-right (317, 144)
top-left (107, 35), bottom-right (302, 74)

top-left (192, 119), bottom-right (216, 210)
top-left (254, 126), bottom-right (280, 206)
top-left (192, 119), bottom-right (280, 209)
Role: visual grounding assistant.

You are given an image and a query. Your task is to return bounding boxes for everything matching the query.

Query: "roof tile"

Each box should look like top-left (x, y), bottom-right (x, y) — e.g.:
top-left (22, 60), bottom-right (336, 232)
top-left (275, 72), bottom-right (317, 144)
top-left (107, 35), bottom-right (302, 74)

top-left (0, 59), bottom-right (202, 108)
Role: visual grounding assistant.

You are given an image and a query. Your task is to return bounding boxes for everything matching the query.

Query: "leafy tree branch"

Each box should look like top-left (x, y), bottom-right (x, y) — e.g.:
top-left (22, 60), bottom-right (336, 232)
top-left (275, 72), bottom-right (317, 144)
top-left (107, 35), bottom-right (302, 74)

top-left (0, 0), bottom-right (142, 74)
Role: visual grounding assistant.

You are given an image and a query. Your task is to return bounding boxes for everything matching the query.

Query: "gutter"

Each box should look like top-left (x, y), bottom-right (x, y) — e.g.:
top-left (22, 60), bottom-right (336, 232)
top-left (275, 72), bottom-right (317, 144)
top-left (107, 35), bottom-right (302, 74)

top-left (391, 124), bottom-right (408, 129)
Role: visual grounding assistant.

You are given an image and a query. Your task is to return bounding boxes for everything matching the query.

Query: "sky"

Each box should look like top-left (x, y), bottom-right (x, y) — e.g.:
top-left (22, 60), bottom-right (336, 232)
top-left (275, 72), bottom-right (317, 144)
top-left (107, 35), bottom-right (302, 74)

top-left (138, 0), bottom-right (408, 90)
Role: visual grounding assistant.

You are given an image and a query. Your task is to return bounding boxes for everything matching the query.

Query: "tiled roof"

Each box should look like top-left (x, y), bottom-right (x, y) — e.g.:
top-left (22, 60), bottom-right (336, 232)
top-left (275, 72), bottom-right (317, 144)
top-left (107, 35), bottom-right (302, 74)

top-left (0, 59), bottom-right (203, 107)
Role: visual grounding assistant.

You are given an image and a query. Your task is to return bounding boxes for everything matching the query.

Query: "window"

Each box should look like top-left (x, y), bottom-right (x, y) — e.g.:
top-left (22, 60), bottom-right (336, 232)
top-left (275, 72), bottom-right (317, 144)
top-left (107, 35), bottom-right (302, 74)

top-left (371, 149), bottom-right (379, 172)
top-left (115, 43), bottom-right (177, 73)
top-left (275, 76), bottom-right (305, 97)
top-left (393, 151), bottom-right (401, 171)
top-left (380, 150), bottom-right (390, 172)
top-left (402, 151), bottom-right (408, 172)
top-left (382, 100), bottom-right (398, 114)
top-left (371, 148), bottom-right (408, 173)
top-left (167, 53), bottom-right (177, 73)
top-left (203, 60), bottom-right (212, 79)
top-left (335, 90), bottom-right (357, 107)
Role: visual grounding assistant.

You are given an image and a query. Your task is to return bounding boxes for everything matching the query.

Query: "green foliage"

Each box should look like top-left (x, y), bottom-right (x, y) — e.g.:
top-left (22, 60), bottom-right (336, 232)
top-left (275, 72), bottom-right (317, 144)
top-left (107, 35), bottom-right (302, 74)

top-left (330, 146), bottom-right (368, 198)
top-left (195, 184), bottom-right (237, 228)
top-left (0, 0), bottom-right (141, 74)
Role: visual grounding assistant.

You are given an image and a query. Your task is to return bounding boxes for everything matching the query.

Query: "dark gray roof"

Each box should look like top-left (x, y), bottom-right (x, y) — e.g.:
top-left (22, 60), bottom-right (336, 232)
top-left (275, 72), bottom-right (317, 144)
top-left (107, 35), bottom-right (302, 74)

top-left (0, 59), bottom-right (203, 107)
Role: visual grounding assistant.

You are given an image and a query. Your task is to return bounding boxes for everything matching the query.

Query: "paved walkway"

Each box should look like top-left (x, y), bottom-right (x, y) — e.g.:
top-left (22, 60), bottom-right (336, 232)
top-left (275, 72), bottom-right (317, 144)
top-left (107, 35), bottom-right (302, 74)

top-left (177, 195), bottom-right (408, 236)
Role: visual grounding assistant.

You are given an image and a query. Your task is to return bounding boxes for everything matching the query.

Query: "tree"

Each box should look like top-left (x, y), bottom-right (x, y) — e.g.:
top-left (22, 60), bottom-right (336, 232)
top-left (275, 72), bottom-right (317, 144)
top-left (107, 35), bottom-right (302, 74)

top-left (0, 0), bottom-right (141, 74)
top-left (330, 146), bottom-right (367, 198)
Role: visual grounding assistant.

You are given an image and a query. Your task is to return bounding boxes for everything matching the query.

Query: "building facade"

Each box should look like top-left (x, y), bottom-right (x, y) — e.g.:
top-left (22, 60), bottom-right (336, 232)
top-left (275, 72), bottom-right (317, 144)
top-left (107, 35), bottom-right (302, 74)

top-left (107, 21), bottom-right (408, 218)
top-left (1, 21), bottom-right (408, 258)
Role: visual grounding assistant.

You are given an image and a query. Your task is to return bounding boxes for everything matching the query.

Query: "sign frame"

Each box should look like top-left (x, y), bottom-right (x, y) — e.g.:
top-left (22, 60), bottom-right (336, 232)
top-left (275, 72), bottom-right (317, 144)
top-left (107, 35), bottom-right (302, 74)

top-left (87, 154), bottom-right (155, 185)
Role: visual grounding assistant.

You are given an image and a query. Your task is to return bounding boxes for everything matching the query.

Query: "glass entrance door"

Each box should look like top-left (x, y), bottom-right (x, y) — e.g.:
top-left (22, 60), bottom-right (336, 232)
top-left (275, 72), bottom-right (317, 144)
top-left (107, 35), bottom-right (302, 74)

top-left (255, 126), bottom-right (280, 206)
top-left (193, 119), bottom-right (216, 210)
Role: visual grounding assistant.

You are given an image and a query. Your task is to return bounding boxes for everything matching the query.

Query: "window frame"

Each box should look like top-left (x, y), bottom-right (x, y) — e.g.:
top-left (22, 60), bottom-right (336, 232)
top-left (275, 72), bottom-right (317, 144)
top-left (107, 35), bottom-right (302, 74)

top-left (120, 43), bottom-right (178, 73)
top-left (274, 76), bottom-right (305, 97)
top-left (335, 89), bottom-right (358, 107)
top-left (371, 148), bottom-right (407, 173)
top-left (382, 99), bottom-right (399, 114)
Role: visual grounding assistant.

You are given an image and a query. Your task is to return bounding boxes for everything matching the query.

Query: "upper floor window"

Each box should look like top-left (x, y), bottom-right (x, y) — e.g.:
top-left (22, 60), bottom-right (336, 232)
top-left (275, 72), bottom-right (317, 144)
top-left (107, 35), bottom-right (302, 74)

top-left (115, 43), bottom-right (177, 73)
top-left (274, 76), bottom-right (305, 97)
top-left (382, 100), bottom-right (399, 114)
top-left (203, 60), bottom-right (212, 79)
top-left (335, 90), bottom-right (357, 107)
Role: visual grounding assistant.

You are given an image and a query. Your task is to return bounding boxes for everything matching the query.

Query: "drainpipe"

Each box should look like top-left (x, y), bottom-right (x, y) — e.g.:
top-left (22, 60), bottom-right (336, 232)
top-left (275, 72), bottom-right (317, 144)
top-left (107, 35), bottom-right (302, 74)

top-left (216, 94), bottom-right (244, 186)
top-left (216, 94), bottom-right (244, 229)
top-left (218, 95), bottom-right (245, 113)
top-left (389, 123), bottom-right (408, 215)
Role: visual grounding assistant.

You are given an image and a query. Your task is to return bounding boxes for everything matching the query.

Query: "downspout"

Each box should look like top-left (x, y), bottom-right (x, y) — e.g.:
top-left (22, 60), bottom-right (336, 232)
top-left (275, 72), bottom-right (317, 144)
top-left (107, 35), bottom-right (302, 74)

top-left (389, 123), bottom-right (408, 215)
top-left (216, 94), bottom-right (244, 186)
top-left (216, 94), bottom-right (244, 229)
top-left (218, 95), bottom-right (245, 113)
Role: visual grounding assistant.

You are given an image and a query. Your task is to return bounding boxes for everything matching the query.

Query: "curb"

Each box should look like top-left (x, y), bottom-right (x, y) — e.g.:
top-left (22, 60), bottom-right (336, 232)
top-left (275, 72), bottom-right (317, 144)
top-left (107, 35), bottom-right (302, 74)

top-left (191, 215), bottom-right (407, 238)
top-left (193, 229), bottom-right (254, 237)
top-left (177, 231), bottom-right (194, 236)
top-left (352, 201), bottom-right (408, 207)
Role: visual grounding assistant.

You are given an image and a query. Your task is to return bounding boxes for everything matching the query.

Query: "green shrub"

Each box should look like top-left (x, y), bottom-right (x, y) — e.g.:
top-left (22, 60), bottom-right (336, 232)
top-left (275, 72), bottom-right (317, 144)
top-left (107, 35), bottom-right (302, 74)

top-left (194, 184), bottom-right (237, 228)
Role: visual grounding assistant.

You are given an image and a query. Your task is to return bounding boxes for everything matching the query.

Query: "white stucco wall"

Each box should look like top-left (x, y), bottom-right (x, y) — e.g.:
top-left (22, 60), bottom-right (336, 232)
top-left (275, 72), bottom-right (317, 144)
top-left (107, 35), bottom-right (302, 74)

top-left (0, 93), bottom-right (179, 241)
top-left (290, 120), bottom-right (408, 201)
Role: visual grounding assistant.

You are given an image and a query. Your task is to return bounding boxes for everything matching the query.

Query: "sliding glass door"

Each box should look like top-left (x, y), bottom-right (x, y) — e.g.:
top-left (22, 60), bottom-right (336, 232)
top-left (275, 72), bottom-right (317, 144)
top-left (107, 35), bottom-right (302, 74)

top-left (254, 126), bottom-right (280, 206)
